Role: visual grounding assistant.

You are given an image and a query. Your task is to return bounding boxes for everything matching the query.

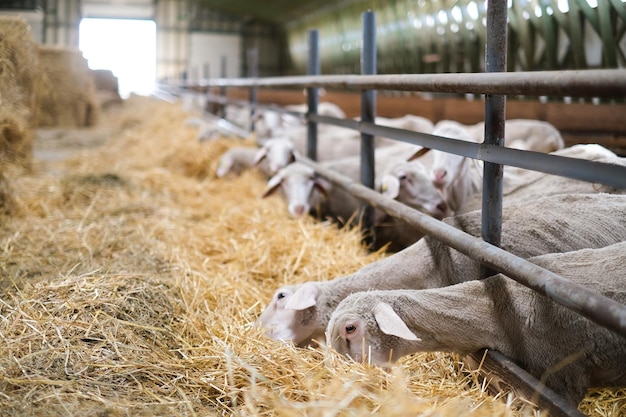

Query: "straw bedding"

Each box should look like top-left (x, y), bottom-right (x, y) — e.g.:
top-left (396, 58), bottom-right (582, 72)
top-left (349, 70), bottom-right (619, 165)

top-left (0, 95), bottom-right (623, 416)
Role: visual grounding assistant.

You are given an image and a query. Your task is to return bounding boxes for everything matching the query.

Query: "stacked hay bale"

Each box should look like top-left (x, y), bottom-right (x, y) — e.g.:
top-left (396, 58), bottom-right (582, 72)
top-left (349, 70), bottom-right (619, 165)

top-left (0, 16), bottom-right (44, 213)
top-left (38, 45), bottom-right (100, 128)
top-left (92, 68), bottom-right (123, 108)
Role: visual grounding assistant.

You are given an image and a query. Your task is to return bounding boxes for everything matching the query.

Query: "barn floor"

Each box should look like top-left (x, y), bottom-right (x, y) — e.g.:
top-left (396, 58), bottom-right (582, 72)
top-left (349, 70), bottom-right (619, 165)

top-left (0, 95), bottom-right (623, 416)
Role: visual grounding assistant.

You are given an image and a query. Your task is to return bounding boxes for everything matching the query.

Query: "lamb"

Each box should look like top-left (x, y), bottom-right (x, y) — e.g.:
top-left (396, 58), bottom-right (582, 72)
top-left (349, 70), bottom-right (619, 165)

top-left (326, 241), bottom-right (626, 406)
top-left (467, 119), bottom-right (565, 152)
top-left (256, 193), bottom-right (626, 347)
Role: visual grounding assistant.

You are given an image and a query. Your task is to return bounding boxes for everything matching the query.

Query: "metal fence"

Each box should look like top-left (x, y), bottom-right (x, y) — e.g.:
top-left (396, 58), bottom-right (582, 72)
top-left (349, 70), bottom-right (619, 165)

top-left (160, 4), bottom-right (626, 417)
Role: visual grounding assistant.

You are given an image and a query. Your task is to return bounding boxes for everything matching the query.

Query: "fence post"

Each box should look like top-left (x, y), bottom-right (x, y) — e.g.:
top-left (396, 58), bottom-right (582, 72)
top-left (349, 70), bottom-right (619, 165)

top-left (220, 55), bottom-right (227, 118)
top-left (248, 48), bottom-right (258, 132)
top-left (360, 10), bottom-right (377, 246)
top-left (307, 30), bottom-right (320, 160)
top-left (481, 0), bottom-right (507, 267)
top-left (203, 63), bottom-right (211, 114)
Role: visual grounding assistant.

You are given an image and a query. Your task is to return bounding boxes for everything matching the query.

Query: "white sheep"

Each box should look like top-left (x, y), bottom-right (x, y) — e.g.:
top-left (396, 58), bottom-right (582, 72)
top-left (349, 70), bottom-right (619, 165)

top-left (458, 144), bottom-right (624, 213)
top-left (261, 160), bottom-right (361, 224)
top-left (261, 143), bottom-right (436, 222)
top-left (426, 120), bottom-right (482, 214)
top-left (262, 114), bottom-right (435, 165)
top-left (467, 119), bottom-right (565, 152)
top-left (257, 193), bottom-right (626, 347)
top-left (216, 147), bottom-right (257, 178)
top-left (215, 146), bottom-right (275, 178)
top-left (251, 137), bottom-right (298, 176)
top-left (373, 158), bottom-right (449, 252)
top-left (374, 115), bottom-right (434, 136)
top-left (326, 241), bottom-right (626, 406)
top-left (255, 102), bottom-right (347, 140)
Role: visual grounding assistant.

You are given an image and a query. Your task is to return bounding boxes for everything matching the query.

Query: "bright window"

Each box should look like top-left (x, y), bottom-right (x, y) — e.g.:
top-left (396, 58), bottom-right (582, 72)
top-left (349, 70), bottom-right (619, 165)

top-left (79, 18), bottom-right (156, 98)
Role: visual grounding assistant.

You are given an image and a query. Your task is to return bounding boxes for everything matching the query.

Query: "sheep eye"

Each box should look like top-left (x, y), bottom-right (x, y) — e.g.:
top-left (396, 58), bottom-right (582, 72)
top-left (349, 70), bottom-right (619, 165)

top-left (345, 325), bottom-right (357, 334)
top-left (277, 292), bottom-right (286, 299)
top-left (398, 174), bottom-right (407, 181)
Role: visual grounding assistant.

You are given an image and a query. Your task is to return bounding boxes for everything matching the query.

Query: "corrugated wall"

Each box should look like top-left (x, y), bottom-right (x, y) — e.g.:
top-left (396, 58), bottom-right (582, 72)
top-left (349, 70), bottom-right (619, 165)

top-left (285, 0), bottom-right (626, 75)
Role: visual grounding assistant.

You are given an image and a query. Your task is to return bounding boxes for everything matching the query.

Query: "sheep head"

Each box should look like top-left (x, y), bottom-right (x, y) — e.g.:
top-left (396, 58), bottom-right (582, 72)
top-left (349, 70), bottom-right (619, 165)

top-left (257, 283), bottom-right (325, 347)
top-left (326, 299), bottom-right (421, 366)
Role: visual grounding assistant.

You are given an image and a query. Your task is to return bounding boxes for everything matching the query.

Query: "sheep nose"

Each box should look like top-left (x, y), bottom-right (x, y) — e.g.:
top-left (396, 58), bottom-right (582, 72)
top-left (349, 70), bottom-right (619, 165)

top-left (292, 205), bottom-right (306, 217)
top-left (432, 169), bottom-right (447, 187)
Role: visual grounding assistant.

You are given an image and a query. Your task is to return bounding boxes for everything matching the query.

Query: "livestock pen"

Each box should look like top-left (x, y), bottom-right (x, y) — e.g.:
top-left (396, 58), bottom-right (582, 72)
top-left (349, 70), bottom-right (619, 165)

top-left (164, 4), bottom-right (626, 417)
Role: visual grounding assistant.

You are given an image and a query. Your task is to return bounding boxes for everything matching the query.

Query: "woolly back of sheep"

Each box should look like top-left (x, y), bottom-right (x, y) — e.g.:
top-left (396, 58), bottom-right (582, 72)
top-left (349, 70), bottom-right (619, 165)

top-left (0, 95), bottom-right (622, 416)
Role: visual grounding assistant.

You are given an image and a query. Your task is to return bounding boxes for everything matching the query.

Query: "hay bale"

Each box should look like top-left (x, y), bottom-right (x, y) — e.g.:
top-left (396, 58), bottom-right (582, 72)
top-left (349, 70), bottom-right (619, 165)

top-left (92, 69), bottom-right (123, 108)
top-left (38, 45), bottom-right (100, 128)
top-left (0, 16), bottom-right (42, 172)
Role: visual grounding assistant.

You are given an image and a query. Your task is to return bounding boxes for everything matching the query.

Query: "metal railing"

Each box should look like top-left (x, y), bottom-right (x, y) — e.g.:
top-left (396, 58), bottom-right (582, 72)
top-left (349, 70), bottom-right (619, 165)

top-left (159, 5), bottom-right (626, 417)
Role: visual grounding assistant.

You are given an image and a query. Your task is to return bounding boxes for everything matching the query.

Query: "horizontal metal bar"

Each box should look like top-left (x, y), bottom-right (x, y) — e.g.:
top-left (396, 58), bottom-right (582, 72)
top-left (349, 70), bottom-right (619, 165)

top-left (168, 69), bottom-right (626, 98)
top-left (309, 114), bottom-right (626, 190)
top-left (297, 156), bottom-right (626, 339)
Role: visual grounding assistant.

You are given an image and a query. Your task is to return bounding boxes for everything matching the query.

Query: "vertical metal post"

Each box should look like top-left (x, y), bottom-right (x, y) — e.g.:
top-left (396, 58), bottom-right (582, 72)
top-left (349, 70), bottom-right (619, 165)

top-left (203, 63), bottom-right (211, 115)
top-left (248, 48), bottom-right (258, 132)
top-left (481, 0), bottom-right (507, 266)
top-left (220, 55), bottom-right (227, 118)
top-left (307, 30), bottom-right (320, 161)
top-left (361, 10), bottom-right (377, 246)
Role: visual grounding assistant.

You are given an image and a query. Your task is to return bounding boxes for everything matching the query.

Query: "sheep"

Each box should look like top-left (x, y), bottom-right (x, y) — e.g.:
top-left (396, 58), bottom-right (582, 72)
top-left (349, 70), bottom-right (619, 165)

top-left (467, 119), bottom-right (565, 152)
top-left (256, 193), bottom-right (626, 347)
top-left (261, 143), bottom-right (435, 222)
top-left (215, 146), bottom-right (275, 178)
top-left (374, 115), bottom-right (434, 136)
top-left (255, 102), bottom-right (347, 140)
top-left (373, 158), bottom-right (448, 252)
top-left (326, 241), bottom-right (626, 406)
top-left (251, 137), bottom-right (298, 176)
top-left (425, 120), bottom-right (483, 213)
top-left (261, 160), bottom-right (362, 224)
top-left (216, 147), bottom-right (257, 178)
top-left (260, 114), bottom-right (434, 165)
top-left (457, 144), bottom-right (624, 213)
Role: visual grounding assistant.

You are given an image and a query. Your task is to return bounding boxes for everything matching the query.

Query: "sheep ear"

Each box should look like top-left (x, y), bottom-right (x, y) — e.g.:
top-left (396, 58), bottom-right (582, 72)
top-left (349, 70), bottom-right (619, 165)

top-left (216, 159), bottom-right (232, 178)
top-left (407, 147), bottom-right (431, 161)
top-left (284, 283), bottom-right (318, 310)
top-left (252, 148), bottom-right (268, 166)
top-left (313, 175), bottom-right (331, 198)
top-left (262, 174), bottom-right (283, 198)
top-left (380, 175), bottom-right (400, 199)
top-left (373, 302), bottom-right (420, 341)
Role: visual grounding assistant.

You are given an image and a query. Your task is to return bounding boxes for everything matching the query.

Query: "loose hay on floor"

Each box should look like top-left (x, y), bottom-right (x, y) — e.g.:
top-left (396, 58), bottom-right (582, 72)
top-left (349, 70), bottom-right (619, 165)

top-left (0, 95), bottom-right (623, 416)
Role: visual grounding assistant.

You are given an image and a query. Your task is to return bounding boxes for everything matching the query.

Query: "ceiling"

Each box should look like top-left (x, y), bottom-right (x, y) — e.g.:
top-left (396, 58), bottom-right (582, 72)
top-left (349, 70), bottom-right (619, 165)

top-left (195, 0), bottom-right (355, 25)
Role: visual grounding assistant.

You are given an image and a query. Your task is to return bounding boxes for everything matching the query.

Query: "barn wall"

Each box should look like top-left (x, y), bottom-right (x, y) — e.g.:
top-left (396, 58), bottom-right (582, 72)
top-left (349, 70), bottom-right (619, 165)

top-left (285, 0), bottom-right (626, 76)
top-left (189, 32), bottom-right (242, 78)
top-left (155, 0), bottom-right (189, 81)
